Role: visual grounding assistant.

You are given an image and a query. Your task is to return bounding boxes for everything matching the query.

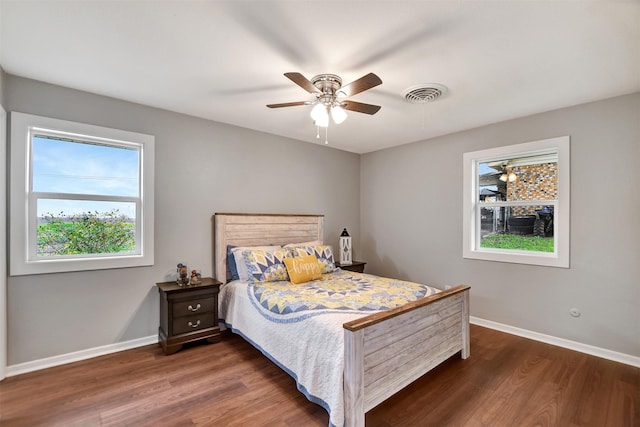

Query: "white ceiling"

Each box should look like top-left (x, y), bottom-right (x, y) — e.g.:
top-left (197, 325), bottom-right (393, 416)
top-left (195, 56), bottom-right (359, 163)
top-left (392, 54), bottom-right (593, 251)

top-left (1, 1), bottom-right (639, 154)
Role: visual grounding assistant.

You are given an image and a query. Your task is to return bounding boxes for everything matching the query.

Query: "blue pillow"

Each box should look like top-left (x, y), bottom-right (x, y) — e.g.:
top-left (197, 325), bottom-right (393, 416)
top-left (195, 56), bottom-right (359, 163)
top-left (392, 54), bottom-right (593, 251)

top-left (227, 245), bottom-right (239, 280)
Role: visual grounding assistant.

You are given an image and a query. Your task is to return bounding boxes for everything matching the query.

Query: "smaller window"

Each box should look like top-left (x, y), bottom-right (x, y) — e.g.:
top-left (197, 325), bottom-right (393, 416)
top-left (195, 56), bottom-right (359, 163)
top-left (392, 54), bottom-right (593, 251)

top-left (10, 112), bottom-right (155, 275)
top-left (463, 136), bottom-right (570, 268)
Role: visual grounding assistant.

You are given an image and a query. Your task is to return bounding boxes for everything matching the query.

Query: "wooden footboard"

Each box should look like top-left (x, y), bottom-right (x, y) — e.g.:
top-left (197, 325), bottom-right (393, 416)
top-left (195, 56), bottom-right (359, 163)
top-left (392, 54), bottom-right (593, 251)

top-left (343, 285), bottom-right (470, 427)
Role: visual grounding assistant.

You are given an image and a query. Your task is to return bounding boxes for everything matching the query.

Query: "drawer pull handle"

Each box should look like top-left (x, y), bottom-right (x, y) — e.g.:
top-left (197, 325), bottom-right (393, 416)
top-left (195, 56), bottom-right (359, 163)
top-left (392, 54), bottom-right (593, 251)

top-left (188, 303), bottom-right (201, 312)
top-left (188, 320), bottom-right (201, 328)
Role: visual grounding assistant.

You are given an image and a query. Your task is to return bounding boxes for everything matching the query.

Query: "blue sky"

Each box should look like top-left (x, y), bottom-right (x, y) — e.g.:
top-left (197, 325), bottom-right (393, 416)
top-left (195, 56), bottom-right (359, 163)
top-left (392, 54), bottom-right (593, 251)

top-left (32, 136), bottom-right (139, 218)
top-left (478, 162), bottom-right (499, 191)
top-left (478, 162), bottom-right (495, 175)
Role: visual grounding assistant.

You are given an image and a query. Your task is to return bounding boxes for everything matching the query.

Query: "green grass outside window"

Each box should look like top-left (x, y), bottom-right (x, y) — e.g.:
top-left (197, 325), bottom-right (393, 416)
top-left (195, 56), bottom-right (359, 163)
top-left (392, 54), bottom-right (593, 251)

top-left (481, 234), bottom-right (554, 252)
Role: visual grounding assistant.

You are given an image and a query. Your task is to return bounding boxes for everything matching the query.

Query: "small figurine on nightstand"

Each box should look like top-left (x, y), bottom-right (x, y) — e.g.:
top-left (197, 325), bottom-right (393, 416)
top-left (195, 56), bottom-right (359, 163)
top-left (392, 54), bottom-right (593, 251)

top-left (177, 263), bottom-right (189, 286)
top-left (190, 269), bottom-right (202, 285)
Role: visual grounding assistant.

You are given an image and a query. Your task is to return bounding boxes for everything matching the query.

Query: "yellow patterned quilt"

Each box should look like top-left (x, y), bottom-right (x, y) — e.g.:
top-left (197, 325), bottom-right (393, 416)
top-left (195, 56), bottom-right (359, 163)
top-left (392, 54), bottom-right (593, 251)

top-left (250, 269), bottom-right (440, 319)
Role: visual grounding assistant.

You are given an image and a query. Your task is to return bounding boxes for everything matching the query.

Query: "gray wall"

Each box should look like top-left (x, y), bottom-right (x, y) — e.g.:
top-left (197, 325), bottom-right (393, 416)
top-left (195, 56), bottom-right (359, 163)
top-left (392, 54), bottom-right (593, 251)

top-left (5, 75), bottom-right (360, 365)
top-left (0, 68), bottom-right (6, 106)
top-left (1, 67), bottom-right (7, 379)
top-left (5, 72), bottom-right (638, 365)
top-left (361, 92), bottom-right (640, 357)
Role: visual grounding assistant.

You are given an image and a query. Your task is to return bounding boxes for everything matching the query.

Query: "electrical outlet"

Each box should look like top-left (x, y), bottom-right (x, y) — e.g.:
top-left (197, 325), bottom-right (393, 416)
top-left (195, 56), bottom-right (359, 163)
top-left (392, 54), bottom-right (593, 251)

top-left (569, 308), bottom-right (581, 318)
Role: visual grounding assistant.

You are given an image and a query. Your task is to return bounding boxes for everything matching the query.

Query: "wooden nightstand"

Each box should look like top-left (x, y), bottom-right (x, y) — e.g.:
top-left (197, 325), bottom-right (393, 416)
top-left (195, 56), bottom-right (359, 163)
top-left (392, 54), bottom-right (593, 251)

top-left (335, 260), bottom-right (366, 273)
top-left (156, 277), bottom-right (222, 355)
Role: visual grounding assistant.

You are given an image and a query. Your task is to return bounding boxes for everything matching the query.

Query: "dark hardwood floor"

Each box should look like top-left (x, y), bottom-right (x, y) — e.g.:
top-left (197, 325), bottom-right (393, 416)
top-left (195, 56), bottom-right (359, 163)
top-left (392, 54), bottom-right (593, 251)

top-left (1, 325), bottom-right (638, 426)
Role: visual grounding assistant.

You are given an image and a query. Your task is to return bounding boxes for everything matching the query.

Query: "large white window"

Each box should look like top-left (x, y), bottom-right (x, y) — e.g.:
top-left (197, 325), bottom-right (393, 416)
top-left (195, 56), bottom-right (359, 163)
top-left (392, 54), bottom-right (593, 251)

top-left (10, 112), bottom-right (154, 275)
top-left (463, 136), bottom-right (570, 268)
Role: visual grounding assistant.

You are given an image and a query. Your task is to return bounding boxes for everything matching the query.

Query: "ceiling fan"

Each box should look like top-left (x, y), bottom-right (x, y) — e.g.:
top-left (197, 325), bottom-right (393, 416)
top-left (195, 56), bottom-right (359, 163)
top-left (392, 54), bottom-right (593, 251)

top-left (267, 72), bottom-right (383, 128)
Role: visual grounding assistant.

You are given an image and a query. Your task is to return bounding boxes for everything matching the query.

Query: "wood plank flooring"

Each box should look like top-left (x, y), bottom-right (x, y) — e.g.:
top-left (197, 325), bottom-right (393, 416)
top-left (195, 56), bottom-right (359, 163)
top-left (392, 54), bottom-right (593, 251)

top-left (0, 325), bottom-right (638, 426)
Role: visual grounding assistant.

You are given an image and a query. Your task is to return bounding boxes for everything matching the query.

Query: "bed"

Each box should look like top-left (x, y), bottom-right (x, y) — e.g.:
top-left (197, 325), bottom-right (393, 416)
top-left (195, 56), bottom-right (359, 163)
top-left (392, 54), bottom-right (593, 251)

top-left (214, 213), bottom-right (470, 427)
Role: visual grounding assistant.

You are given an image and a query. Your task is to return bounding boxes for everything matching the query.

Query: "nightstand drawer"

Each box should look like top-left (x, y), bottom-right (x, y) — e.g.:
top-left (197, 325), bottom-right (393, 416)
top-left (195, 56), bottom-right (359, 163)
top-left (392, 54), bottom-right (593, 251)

top-left (172, 314), bottom-right (215, 335)
top-left (173, 297), bottom-right (215, 317)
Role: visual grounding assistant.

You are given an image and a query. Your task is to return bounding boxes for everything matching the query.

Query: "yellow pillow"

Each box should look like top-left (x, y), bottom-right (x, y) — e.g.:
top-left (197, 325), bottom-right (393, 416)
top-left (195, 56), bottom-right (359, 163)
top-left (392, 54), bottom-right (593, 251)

top-left (284, 255), bottom-right (322, 284)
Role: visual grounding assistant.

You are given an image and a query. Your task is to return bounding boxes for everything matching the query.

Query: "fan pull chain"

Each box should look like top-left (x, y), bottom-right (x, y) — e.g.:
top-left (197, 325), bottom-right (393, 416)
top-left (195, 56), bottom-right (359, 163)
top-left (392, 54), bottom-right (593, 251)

top-left (325, 125), bottom-right (329, 145)
top-left (316, 125), bottom-right (320, 139)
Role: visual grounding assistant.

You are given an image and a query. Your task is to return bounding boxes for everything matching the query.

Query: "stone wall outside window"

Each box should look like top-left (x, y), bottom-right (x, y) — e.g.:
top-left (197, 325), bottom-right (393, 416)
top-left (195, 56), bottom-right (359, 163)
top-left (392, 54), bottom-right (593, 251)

top-left (508, 162), bottom-right (557, 216)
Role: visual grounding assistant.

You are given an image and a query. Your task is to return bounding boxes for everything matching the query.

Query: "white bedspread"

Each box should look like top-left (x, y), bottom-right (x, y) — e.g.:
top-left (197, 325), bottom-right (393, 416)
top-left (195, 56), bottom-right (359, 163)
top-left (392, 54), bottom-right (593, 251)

top-left (219, 279), bottom-right (364, 427)
top-left (219, 271), bottom-right (440, 427)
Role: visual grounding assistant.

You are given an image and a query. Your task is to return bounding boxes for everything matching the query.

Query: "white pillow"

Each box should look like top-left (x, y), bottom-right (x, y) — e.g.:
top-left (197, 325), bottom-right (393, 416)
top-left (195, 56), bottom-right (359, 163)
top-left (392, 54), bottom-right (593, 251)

top-left (231, 245), bottom-right (281, 281)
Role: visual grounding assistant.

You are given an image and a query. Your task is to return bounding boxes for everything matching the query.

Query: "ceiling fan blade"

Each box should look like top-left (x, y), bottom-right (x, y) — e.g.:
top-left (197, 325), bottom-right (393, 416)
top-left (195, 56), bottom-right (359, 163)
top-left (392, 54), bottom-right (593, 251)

top-left (340, 73), bottom-right (383, 97)
top-left (284, 72), bottom-right (319, 93)
top-left (342, 100), bottom-right (382, 115)
top-left (267, 101), bottom-right (309, 108)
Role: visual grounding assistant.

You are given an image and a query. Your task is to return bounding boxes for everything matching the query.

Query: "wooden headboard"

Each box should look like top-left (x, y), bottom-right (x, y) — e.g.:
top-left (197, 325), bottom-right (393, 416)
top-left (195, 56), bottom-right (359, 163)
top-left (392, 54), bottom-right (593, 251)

top-left (213, 213), bottom-right (324, 282)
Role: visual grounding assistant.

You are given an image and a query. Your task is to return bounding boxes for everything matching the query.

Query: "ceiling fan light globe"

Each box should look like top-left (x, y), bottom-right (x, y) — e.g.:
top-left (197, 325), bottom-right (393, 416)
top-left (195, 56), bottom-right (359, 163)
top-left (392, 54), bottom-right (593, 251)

top-left (310, 103), bottom-right (328, 122)
top-left (314, 119), bottom-right (329, 128)
top-left (314, 115), bottom-right (329, 128)
top-left (331, 105), bottom-right (348, 124)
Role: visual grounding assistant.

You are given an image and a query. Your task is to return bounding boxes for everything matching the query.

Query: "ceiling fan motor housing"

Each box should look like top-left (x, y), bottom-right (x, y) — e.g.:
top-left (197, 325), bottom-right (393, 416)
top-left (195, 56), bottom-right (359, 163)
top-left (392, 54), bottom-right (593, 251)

top-left (311, 74), bottom-right (343, 94)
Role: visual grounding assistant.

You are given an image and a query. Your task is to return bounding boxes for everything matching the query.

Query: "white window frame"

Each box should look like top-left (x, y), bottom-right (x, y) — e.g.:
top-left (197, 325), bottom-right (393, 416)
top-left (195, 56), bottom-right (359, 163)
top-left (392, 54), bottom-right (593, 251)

top-left (10, 112), bottom-right (155, 275)
top-left (463, 136), bottom-right (570, 268)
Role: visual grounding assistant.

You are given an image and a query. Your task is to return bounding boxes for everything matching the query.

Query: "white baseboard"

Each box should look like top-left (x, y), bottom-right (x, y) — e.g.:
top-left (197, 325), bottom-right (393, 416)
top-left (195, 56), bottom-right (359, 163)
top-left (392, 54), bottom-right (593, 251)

top-left (6, 335), bottom-right (158, 377)
top-left (470, 316), bottom-right (640, 368)
top-left (6, 320), bottom-right (639, 377)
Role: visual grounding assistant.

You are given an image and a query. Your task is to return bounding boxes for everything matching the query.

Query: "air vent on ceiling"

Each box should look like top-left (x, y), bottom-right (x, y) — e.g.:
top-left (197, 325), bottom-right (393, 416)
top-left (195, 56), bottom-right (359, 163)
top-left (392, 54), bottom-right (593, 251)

top-left (402, 83), bottom-right (448, 104)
